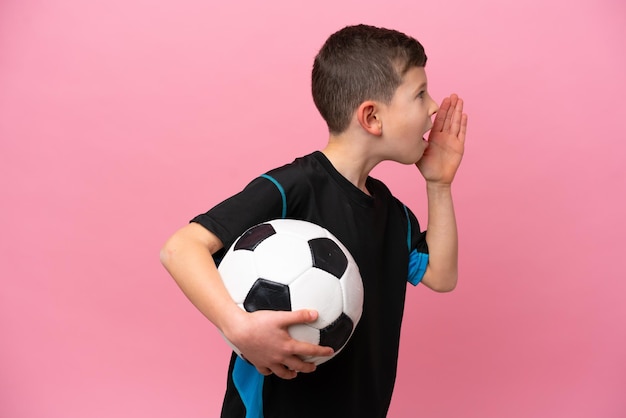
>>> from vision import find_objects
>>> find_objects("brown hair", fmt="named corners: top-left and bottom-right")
top-left (312, 24), bottom-right (427, 134)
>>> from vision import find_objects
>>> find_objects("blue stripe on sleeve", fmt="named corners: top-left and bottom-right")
top-left (260, 174), bottom-right (287, 219)
top-left (402, 204), bottom-right (411, 251)
top-left (407, 250), bottom-right (429, 286)
top-left (404, 204), bottom-right (428, 286)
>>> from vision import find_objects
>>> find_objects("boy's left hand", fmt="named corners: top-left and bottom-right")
top-left (417, 94), bottom-right (468, 185)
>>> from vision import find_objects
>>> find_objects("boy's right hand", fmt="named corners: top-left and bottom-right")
top-left (222, 308), bottom-right (334, 380)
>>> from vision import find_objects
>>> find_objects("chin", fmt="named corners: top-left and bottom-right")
top-left (409, 148), bottom-right (427, 164)
top-left (398, 153), bottom-right (424, 165)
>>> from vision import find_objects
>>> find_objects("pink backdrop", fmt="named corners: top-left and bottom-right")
top-left (2, 0), bottom-right (625, 417)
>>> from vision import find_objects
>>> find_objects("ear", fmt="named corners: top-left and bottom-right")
top-left (356, 100), bottom-right (383, 136)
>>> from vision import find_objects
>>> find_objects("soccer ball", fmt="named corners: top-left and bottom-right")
top-left (217, 219), bottom-right (364, 365)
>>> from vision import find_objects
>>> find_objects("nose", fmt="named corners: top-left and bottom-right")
top-left (429, 96), bottom-right (439, 116)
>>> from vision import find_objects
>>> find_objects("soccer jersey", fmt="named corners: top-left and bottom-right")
top-left (191, 151), bottom-right (428, 418)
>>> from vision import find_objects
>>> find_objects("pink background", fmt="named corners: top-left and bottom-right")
top-left (1, 0), bottom-right (625, 417)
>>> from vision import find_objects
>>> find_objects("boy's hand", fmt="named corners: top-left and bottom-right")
top-left (417, 94), bottom-right (468, 185)
top-left (224, 308), bottom-right (334, 380)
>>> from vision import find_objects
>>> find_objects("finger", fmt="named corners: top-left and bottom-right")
top-left (290, 339), bottom-right (335, 359)
top-left (256, 366), bottom-right (273, 376)
top-left (458, 114), bottom-right (468, 143)
top-left (442, 94), bottom-right (458, 132)
top-left (279, 309), bottom-right (319, 326)
top-left (431, 96), bottom-right (450, 132)
top-left (281, 356), bottom-right (317, 374)
top-left (450, 98), bottom-right (464, 136)
top-left (270, 364), bottom-right (298, 380)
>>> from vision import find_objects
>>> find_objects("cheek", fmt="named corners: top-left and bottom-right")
top-left (411, 111), bottom-right (429, 131)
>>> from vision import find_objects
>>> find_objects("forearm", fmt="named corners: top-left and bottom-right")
top-left (159, 224), bottom-right (244, 334)
top-left (160, 223), bottom-right (333, 378)
top-left (422, 182), bottom-right (458, 292)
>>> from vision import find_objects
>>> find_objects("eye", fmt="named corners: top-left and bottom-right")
top-left (417, 91), bottom-right (425, 100)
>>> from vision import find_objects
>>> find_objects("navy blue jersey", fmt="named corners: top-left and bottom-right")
top-left (192, 151), bottom-right (428, 418)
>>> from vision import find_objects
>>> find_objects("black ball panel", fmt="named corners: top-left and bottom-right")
top-left (319, 312), bottom-right (354, 351)
top-left (235, 223), bottom-right (276, 251)
top-left (243, 278), bottom-right (291, 312)
top-left (308, 237), bottom-right (348, 279)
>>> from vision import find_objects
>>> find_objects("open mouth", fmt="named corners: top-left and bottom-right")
top-left (423, 128), bottom-right (432, 141)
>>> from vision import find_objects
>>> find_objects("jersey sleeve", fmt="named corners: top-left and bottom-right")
top-left (405, 205), bottom-right (429, 286)
top-left (190, 175), bottom-right (285, 255)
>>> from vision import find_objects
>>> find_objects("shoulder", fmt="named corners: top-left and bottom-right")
top-left (265, 153), bottom-right (314, 177)
top-left (263, 152), bottom-right (330, 193)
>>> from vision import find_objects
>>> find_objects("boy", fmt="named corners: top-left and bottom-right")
top-left (161, 24), bottom-right (467, 418)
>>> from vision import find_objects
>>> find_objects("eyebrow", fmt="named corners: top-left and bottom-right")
top-left (413, 82), bottom-right (427, 95)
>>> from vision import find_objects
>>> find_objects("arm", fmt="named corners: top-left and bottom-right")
top-left (421, 183), bottom-right (459, 291)
top-left (160, 222), bottom-right (333, 378)
top-left (417, 94), bottom-right (468, 292)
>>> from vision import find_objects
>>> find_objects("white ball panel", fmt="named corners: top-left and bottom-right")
top-left (288, 323), bottom-right (320, 345)
top-left (289, 269), bottom-right (343, 329)
top-left (269, 218), bottom-right (326, 240)
top-left (339, 262), bottom-right (364, 323)
top-left (217, 249), bottom-right (259, 304)
top-left (254, 235), bottom-right (312, 284)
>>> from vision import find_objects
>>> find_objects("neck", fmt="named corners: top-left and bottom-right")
top-left (321, 135), bottom-right (381, 195)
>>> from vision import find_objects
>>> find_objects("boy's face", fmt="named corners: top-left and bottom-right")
top-left (378, 66), bottom-right (439, 164)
